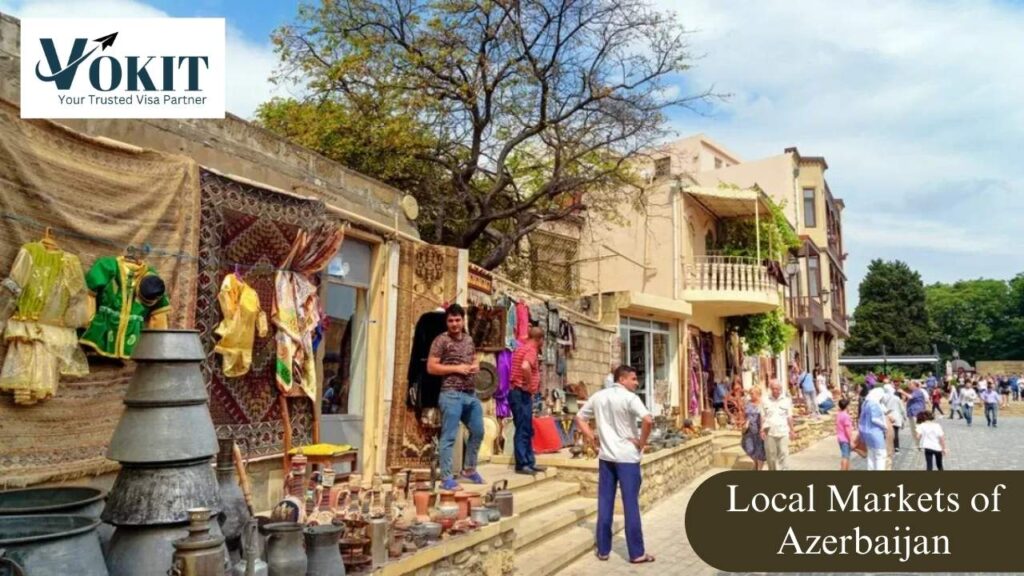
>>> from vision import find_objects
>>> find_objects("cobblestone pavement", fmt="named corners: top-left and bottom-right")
top-left (554, 416), bottom-right (1024, 576)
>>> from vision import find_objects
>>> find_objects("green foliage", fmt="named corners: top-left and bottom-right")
top-left (728, 308), bottom-right (795, 356)
top-left (265, 0), bottom-right (710, 268)
top-left (924, 273), bottom-right (1024, 363)
top-left (714, 189), bottom-right (799, 261)
top-left (845, 259), bottom-right (932, 356)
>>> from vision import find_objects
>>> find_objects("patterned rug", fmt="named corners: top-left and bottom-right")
top-left (0, 100), bottom-right (200, 486)
top-left (196, 171), bottom-right (328, 458)
top-left (385, 241), bottom-right (462, 469)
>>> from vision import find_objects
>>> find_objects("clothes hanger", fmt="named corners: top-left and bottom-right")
top-left (41, 227), bottom-right (59, 250)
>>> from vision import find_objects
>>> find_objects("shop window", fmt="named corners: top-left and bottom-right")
top-left (323, 239), bottom-right (372, 416)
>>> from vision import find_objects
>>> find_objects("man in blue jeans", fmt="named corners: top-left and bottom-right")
top-left (427, 304), bottom-right (485, 491)
top-left (510, 326), bottom-right (547, 475)
top-left (575, 366), bottom-right (655, 564)
top-left (981, 386), bottom-right (1000, 428)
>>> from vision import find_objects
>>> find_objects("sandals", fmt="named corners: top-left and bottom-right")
top-left (630, 554), bottom-right (656, 564)
top-left (595, 553), bottom-right (609, 561)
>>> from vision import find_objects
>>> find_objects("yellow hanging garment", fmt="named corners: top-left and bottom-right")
top-left (214, 274), bottom-right (268, 377)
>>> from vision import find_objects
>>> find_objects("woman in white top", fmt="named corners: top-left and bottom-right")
top-left (914, 411), bottom-right (946, 470)
top-left (947, 384), bottom-right (962, 420)
top-left (960, 384), bottom-right (979, 426)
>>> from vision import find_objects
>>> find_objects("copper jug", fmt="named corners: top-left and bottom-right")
top-left (170, 508), bottom-right (227, 576)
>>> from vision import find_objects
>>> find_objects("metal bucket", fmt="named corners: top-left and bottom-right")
top-left (0, 515), bottom-right (108, 576)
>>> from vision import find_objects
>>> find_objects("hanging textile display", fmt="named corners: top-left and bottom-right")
top-left (503, 296), bottom-right (518, 351)
top-left (494, 349), bottom-right (512, 419)
top-left (386, 242), bottom-right (461, 469)
top-left (272, 270), bottom-right (320, 399)
top-left (0, 100), bottom-right (200, 487)
top-left (406, 309), bottom-right (447, 413)
top-left (195, 170), bottom-right (337, 458)
top-left (467, 304), bottom-right (506, 352)
top-left (214, 274), bottom-right (269, 377)
top-left (0, 241), bottom-right (91, 405)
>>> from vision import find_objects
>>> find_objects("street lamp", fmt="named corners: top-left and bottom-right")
top-left (821, 289), bottom-right (831, 305)
top-left (785, 258), bottom-right (800, 277)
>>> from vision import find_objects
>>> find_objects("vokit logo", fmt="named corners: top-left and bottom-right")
top-left (21, 18), bottom-right (225, 119)
top-left (35, 32), bottom-right (209, 95)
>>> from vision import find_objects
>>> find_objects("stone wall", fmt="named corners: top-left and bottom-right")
top-left (565, 321), bottom-right (620, 396)
top-left (553, 436), bottom-right (714, 511)
top-left (378, 522), bottom-right (516, 576)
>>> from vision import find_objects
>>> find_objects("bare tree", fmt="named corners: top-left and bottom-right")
top-left (270, 0), bottom-right (712, 269)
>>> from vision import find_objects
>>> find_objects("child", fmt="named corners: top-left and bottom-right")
top-left (931, 386), bottom-right (944, 416)
top-left (915, 411), bottom-right (946, 471)
top-left (835, 398), bottom-right (855, 471)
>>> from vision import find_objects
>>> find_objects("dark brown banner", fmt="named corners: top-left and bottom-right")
top-left (685, 471), bottom-right (1024, 572)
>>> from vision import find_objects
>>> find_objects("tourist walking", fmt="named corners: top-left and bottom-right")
top-left (999, 376), bottom-right (1011, 407)
top-left (427, 303), bottom-right (485, 491)
top-left (741, 386), bottom-right (766, 471)
top-left (816, 372), bottom-right (834, 414)
top-left (575, 366), bottom-right (655, 564)
top-left (960, 384), bottom-right (978, 426)
top-left (981, 386), bottom-right (999, 428)
top-left (905, 381), bottom-right (928, 448)
top-left (882, 384), bottom-right (905, 454)
top-left (915, 412), bottom-right (946, 471)
top-left (761, 379), bottom-right (795, 471)
top-left (509, 326), bottom-right (546, 475)
top-left (948, 384), bottom-right (962, 420)
top-left (931, 385), bottom-right (944, 417)
top-left (836, 398), bottom-right (855, 471)
top-left (859, 387), bottom-right (889, 471)
top-left (799, 369), bottom-right (816, 417)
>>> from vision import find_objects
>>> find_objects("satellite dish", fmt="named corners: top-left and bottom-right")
top-left (400, 195), bottom-right (419, 221)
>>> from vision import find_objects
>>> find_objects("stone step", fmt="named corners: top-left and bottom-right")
top-left (515, 496), bottom-right (598, 551)
top-left (458, 464), bottom-right (560, 497)
top-left (514, 480), bottom-right (582, 518)
top-left (515, 517), bottom-right (624, 576)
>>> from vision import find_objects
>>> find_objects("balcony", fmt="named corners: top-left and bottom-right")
top-left (681, 255), bottom-right (782, 316)
top-left (789, 295), bottom-right (826, 331)
top-left (829, 301), bottom-right (849, 336)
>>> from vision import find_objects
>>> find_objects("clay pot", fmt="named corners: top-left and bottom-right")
top-left (453, 492), bottom-right (473, 520)
top-left (467, 494), bottom-right (484, 510)
top-left (412, 489), bottom-right (432, 523)
top-left (434, 492), bottom-right (458, 520)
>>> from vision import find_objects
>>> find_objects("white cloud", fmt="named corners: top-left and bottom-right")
top-left (1, 0), bottom-right (288, 118)
top-left (661, 0), bottom-right (1024, 303)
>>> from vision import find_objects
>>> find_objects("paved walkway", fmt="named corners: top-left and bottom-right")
top-left (554, 415), bottom-right (1024, 576)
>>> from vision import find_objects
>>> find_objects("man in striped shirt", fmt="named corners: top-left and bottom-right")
top-left (510, 326), bottom-right (546, 474)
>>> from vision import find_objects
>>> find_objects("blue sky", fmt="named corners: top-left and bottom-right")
top-left (4, 0), bottom-right (1024, 312)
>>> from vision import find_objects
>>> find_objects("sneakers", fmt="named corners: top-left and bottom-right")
top-left (441, 478), bottom-right (462, 491)
top-left (460, 470), bottom-right (485, 484)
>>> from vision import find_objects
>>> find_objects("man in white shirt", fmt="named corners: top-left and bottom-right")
top-left (576, 365), bottom-right (655, 564)
top-left (761, 379), bottom-right (796, 470)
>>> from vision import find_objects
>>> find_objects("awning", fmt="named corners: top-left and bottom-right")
top-left (683, 185), bottom-right (776, 219)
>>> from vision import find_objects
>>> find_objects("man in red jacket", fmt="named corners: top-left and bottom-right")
top-left (510, 326), bottom-right (547, 474)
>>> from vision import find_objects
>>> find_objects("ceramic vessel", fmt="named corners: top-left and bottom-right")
top-left (453, 492), bottom-right (472, 520)
top-left (411, 489), bottom-right (431, 522)
top-left (469, 507), bottom-right (490, 526)
top-left (264, 523), bottom-right (307, 576)
top-left (0, 515), bottom-right (108, 576)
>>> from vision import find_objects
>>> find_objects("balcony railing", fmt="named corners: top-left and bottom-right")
top-left (830, 301), bottom-right (848, 333)
top-left (789, 295), bottom-right (825, 330)
top-left (682, 255), bottom-right (781, 293)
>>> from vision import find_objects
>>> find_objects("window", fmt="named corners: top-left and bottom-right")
top-left (714, 157), bottom-right (723, 169)
top-left (529, 231), bottom-right (579, 296)
top-left (654, 157), bottom-right (672, 179)
top-left (803, 188), bottom-right (817, 227)
top-left (322, 239), bottom-right (373, 417)
top-left (807, 255), bottom-right (820, 297)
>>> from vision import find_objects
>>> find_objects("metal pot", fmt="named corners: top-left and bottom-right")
top-left (106, 517), bottom-right (226, 576)
top-left (108, 330), bottom-right (218, 465)
top-left (0, 515), bottom-right (108, 576)
top-left (263, 523), bottom-right (307, 576)
top-left (484, 504), bottom-right (501, 523)
top-left (469, 507), bottom-right (489, 526)
top-left (102, 458), bottom-right (221, 526)
top-left (487, 481), bottom-right (513, 518)
top-left (303, 525), bottom-right (344, 576)
top-left (0, 487), bottom-right (111, 555)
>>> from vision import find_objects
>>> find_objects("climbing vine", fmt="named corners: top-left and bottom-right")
top-left (727, 308), bottom-right (796, 356)
top-left (714, 184), bottom-right (800, 261)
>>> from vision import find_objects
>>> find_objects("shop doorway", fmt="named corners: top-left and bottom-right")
top-left (320, 239), bottom-right (373, 462)
top-left (619, 318), bottom-right (671, 411)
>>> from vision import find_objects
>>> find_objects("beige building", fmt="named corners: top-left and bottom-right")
top-left (574, 134), bottom-right (848, 420)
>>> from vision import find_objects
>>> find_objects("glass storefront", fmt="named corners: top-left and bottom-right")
top-left (619, 317), bottom-right (672, 412)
